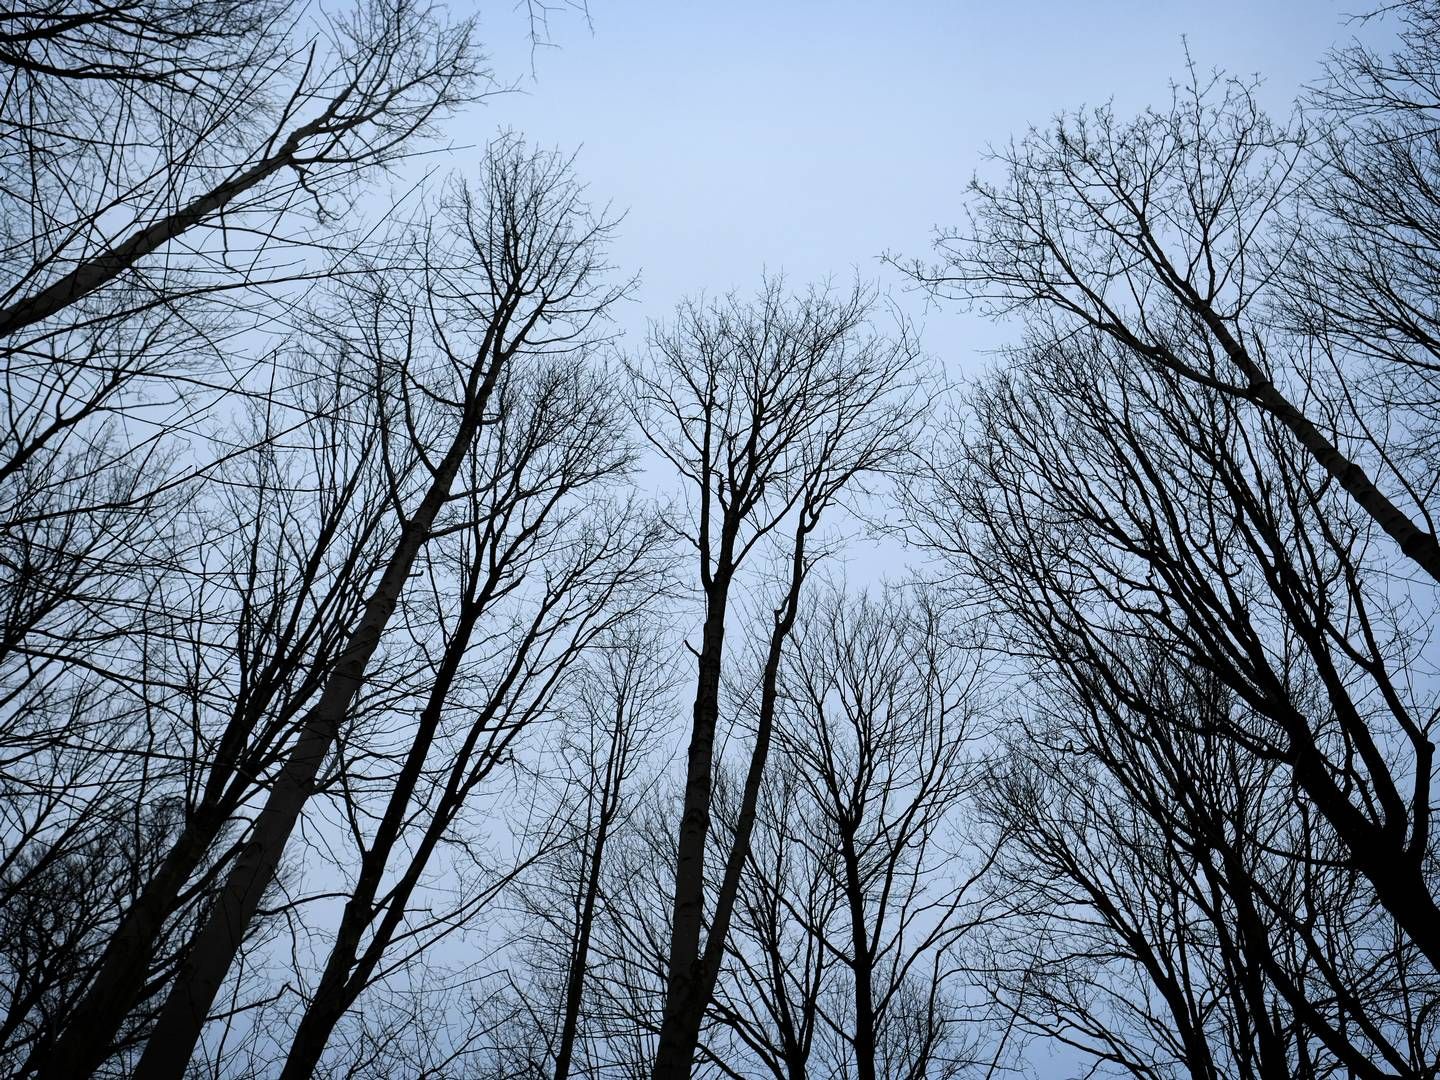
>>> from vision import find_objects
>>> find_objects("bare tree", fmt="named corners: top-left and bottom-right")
top-left (978, 640), bottom-right (1435, 1079)
top-left (898, 58), bottom-right (1440, 585)
top-left (1288, 0), bottom-right (1440, 523)
top-left (120, 137), bottom-right (634, 1079)
top-left (0, 2), bottom-right (493, 1067)
top-left (16, 336), bottom-right (394, 1077)
top-left (627, 280), bottom-right (923, 1079)
top-left (274, 371), bottom-right (665, 1078)
top-left (493, 624), bottom-right (676, 1080)
top-left (773, 587), bottom-right (989, 1080)
top-left (708, 763), bottom-right (838, 1080)
top-left (898, 21), bottom-right (1440, 1071)
top-left (909, 328), bottom-right (1440, 1075)
top-left (583, 784), bottom-right (684, 1079)
top-left (708, 586), bottom-right (991, 1080)
top-left (0, 0), bottom-right (486, 602)
top-left (1, 0), bottom-right (482, 338)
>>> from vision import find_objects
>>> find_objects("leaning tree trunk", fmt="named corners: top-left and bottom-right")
top-left (133, 360), bottom-right (498, 1079)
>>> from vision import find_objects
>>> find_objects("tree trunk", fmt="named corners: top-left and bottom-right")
top-left (0, 109), bottom-right (337, 340)
top-left (276, 575), bottom-right (501, 1080)
top-left (650, 586), bottom-right (730, 1080)
top-left (553, 757), bottom-right (620, 1080)
top-left (838, 831), bottom-right (876, 1080)
top-left (34, 811), bottom-right (224, 1078)
top-left (653, 528), bottom-right (808, 1079)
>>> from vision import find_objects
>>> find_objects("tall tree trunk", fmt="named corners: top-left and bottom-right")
top-left (283, 726), bottom-right (511, 1077)
top-left (838, 831), bottom-right (876, 1080)
top-left (553, 748), bottom-right (621, 1080)
top-left (36, 467), bottom-right (367, 1078)
top-left (650, 584), bottom-right (730, 1080)
top-left (652, 527), bottom-right (807, 1079)
top-left (275, 561), bottom-right (510, 1079)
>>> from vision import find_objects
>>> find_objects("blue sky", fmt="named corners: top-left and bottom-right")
top-left (456, 1), bottom-right (1390, 380)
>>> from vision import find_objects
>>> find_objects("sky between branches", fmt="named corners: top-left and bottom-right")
top-left (465, 0), bottom-right (1389, 378)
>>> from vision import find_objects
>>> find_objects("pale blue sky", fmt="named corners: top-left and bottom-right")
top-left (455, 1), bottom-right (1391, 376)
top-left (417, 0), bottom-right (1400, 603)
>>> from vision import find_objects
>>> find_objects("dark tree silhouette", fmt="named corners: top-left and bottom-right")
top-left (712, 585), bottom-right (993, 1080)
top-left (134, 136), bottom-right (638, 1079)
top-left (628, 280), bottom-right (922, 1079)
top-left (910, 329), bottom-right (1440, 1075)
top-left (900, 64), bottom-right (1440, 585)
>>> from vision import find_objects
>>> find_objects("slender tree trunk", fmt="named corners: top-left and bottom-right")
top-left (1213, 849), bottom-right (1390, 1079)
top-left (275, 813), bottom-right (463, 1078)
top-left (652, 529), bottom-right (807, 1079)
top-left (651, 583), bottom-right (730, 1079)
top-left (1093, 893), bottom-right (1220, 1080)
top-left (35, 486), bottom-right (361, 1077)
top-left (277, 658), bottom-right (465, 1077)
top-left (553, 757), bottom-right (620, 1080)
top-left (284, 744), bottom-right (497, 1076)
top-left (278, 546), bottom-right (610, 1075)
top-left (837, 831), bottom-right (877, 1080)
top-left (277, 569), bottom-right (503, 1079)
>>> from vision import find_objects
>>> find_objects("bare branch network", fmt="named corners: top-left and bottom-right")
top-left (0, 1), bottom-right (1438, 1077)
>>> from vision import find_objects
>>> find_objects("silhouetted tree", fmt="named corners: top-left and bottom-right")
top-left (712, 586), bottom-right (992, 1080)
top-left (628, 280), bottom-right (922, 1080)
top-left (493, 625), bottom-right (676, 1080)
top-left (902, 59), bottom-right (1440, 585)
top-left (911, 328), bottom-right (1439, 1074)
top-left (1, 1), bottom-right (490, 1069)
top-left (134, 136), bottom-right (638, 1079)
top-left (901, 18), bottom-right (1440, 1068)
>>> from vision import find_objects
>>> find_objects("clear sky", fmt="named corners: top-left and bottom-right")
top-left (450, 1), bottom-right (1393, 380)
